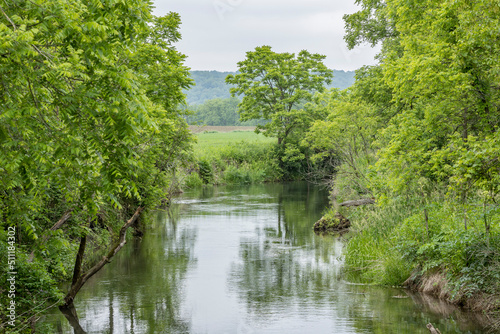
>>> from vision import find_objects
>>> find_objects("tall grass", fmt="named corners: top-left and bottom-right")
top-left (327, 150), bottom-right (500, 305)
top-left (341, 177), bottom-right (500, 299)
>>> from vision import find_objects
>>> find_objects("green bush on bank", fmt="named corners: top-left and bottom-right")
top-left (342, 188), bottom-right (500, 297)
top-left (184, 149), bottom-right (278, 187)
top-left (341, 195), bottom-right (416, 286)
top-left (184, 129), bottom-right (336, 187)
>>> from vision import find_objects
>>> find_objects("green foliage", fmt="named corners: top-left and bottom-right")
top-left (344, 196), bottom-right (500, 294)
top-left (187, 97), bottom-right (240, 125)
top-left (0, 1), bottom-right (193, 329)
top-left (0, 233), bottom-right (64, 332)
top-left (226, 46), bottom-right (332, 139)
top-left (222, 165), bottom-right (252, 185)
top-left (305, 88), bottom-right (380, 189)
top-left (184, 172), bottom-right (204, 188)
top-left (343, 0), bottom-right (396, 50)
top-left (224, 46), bottom-right (335, 180)
top-left (197, 160), bottom-right (213, 184)
top-left (184, 131), bottom-right (280, 187)
top-left (324, 0), bottom-right (500, 306)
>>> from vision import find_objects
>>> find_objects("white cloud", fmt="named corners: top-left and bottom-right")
top-left (152, 0), bottom-right (380, 71)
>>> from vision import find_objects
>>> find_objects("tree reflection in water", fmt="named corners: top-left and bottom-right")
top-left (47, 209), bottom-right (196, 333)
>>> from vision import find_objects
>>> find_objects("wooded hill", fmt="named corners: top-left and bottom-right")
top-left (185, 70), bottom-right (355, 105)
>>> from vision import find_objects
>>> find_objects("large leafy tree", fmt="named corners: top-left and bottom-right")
top-left (343, 0), bottom-right (396, 50)
top-left (332, 0), bottom-right (500, 295)
top-left (343, 0), bottom-right (500, 204)
top-left (376, 0), bottom-right (500, 202)
top-left (0, 0), bottom-right (192, 327)
top-left (225, 46), bottom-right (333, 148)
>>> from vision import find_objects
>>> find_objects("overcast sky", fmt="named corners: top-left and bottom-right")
top-left (152, 0), bottom-right (380, 72)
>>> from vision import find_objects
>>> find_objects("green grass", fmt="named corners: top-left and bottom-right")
top-left (181, 130), bottom-right (280, 187)
top-left (194, 131), bottom-right (275, 158)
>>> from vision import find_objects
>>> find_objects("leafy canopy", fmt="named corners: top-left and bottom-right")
top-left (0, 0), bottom-right (193, 324)
top-left (225, 46), bottom-right (333, 145)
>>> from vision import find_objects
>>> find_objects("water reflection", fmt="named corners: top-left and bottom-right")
top-left (45, 210), bottom-right (196, 333)
top-left (59, 304), bottom-right (86, 334)
top-left (43, 182), bottom-right (492, 333)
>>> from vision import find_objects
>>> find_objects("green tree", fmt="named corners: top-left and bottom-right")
top-left (343, 0), bottom-right (500, 205)
top-left (225, 46), bottom-right (333, 149)
top-left (0, 0), bottom-right (192, 328)
top-left (304, 68), bottom-right (388, 193)
top-left (333, 0), bottom-right (500, 292)
top-left (374, 0), bottom-right (500, 202)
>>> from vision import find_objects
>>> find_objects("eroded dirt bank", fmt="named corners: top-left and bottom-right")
top-left (404, 271), bottom-right (500, 331)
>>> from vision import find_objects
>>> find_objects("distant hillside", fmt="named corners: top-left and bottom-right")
top-left (328, 70), bottom-right (356, 90)
top-left (185, 70), bottom-right (355, 105)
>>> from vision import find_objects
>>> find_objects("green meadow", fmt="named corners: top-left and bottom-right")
top-left (193, 130), bottom-right (275, 158)
top-left (183, 129), bottom-right (278, 187)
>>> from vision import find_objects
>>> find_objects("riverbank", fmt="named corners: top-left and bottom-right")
top-left (181, 129), bottom-right (279, 188)
top-left (404, 271), bottom-right (500, 331)
top-left (323, 181), bottom-right (500, 331)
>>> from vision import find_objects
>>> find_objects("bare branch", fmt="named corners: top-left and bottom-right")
top-left (28, 210), bottom-right (73, 262)
top-left (63, 206), bottom-right (143, 306)
top-left (0, 5), bottom-right (17, 30)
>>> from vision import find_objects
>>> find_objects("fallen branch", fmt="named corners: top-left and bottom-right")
top-left (62, 206), bottom-right (143, 307)
top-left (339, 198), bottom-right (375, 207)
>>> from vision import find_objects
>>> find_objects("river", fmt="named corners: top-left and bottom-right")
top-left (43, 182), bottom-right (490, 333)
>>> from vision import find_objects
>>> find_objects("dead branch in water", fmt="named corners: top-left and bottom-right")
top-left (339, 198), bottom-right (375, 207)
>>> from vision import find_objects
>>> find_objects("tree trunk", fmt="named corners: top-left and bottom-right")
top-left (59, 303), bottom-right (87, 334)
top-left (71, 235), bottom-right (87, 286)
top-left (63, 206), bottom-right (143, 307)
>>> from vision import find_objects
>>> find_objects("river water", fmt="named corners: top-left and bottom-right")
top-left (44, 182), bottom-right (490, 333)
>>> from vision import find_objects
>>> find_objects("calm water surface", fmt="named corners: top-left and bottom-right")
top-left (44, 182), bottom-right (491, 333)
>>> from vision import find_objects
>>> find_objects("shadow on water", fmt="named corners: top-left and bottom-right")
top-left (41, 182), bottom-right (494, 333)
top-left (59, 305), bottom-right (86, 334)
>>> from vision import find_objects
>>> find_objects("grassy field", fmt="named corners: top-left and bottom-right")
top-left (183, 126), bottom-right (279, 187)
top-left (189, 125), bottom-right (256, 133)
top-left (192, 127), bottom-right (275, 157)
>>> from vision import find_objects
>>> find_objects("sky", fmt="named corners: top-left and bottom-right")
top-left (152, 0), bottom-right (380, 72)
